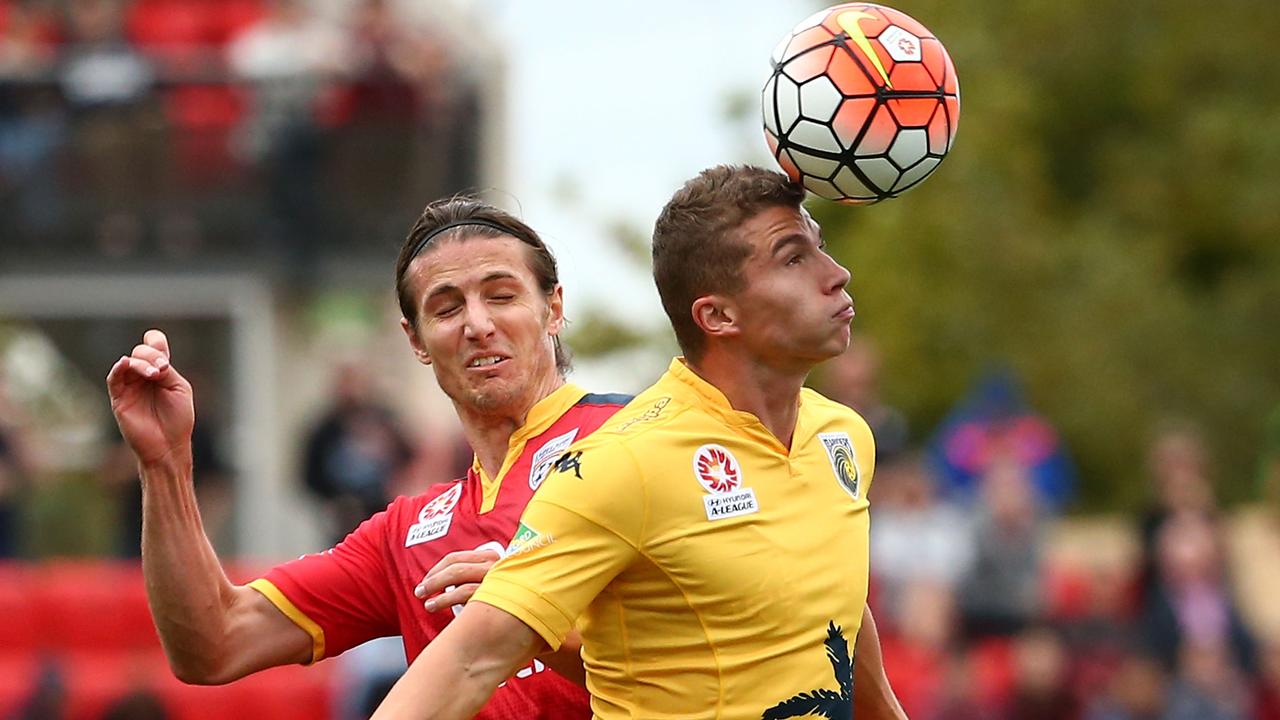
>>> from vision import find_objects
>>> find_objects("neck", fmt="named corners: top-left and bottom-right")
top-left (454, 373), bottom-right (565, 479)
top-left (687, 350), bottom-right (808, 449)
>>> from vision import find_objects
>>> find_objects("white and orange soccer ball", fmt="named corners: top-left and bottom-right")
top-left (763, 3), bottom-right (960, 204)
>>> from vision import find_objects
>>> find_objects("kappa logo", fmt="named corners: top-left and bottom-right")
top-left (818, 432), bottom-right (861, 500)
top-left (528, 428), bottom-right (578, 491)
top-left (693, 444), bottom-right (759, 521)
top-left (616, 396), bottom-right (671, 433)
top-left (553, 451), bottom-right (583, 479)
top-left (405, 482), bottom-right (462, 547)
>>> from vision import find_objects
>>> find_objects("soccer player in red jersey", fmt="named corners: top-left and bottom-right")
top-left (105, 198), bottom-right (626, 718)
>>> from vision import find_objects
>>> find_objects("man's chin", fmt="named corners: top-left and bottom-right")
top-left (465, 383), bottom-right (521, 414)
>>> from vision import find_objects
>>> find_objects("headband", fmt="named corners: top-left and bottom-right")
top-left (407, 219), bottom-right (515, 261)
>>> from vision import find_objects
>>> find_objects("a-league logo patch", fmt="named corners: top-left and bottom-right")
top-left (405, 482), bottom-right (462, 547)
top-left (818, 432), bottom-right (861, 500)
top-left (528, 428), bottom-right (578, 491)
top-left (693, 444), bottom-right (759, 521)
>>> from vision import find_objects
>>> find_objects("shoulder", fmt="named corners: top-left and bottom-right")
top-left (575, 392), bottom-right (634, 408)
top-left (802, 389), bottom-right (873, 434)
top-left (588, 385), bottom-right (698, 445)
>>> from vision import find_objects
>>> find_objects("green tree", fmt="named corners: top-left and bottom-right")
top-left (808, 0), bottom-right (1280, 509)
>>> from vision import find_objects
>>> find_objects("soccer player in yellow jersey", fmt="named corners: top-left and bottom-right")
top-left (374, 165), bottom-right (908, 719)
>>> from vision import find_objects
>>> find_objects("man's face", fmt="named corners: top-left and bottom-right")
top-left (400, 235), bottom-right (563, 416)
top-left (724, 205), bottom-right (854, 368)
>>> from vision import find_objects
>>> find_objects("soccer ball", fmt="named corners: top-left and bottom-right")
top-left (763, 3), bottom-right (960, 204)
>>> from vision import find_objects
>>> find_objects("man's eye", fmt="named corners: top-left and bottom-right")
top-left (491, 294), bottom-right (516, 301)
top-left (787, 254), bottom-right (803, 266)
top-left (435, 305), bottom-right (461, 318)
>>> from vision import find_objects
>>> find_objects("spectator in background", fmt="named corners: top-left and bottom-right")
top-left (1003, 626), bottom-right (1078, 720)
top-left (1256, 640), bottom-right (1280, 720)
top-left (958, 457), bottom-right (1045, 638)
top-left (819, 334), bottom-right (909, 463)
top-left (99, 412), bottom-right (232, 557)
top-left (329, 0), bottom-right (452, 239)
top-left (1164, 641), bottom-right (1251, 720)
top-left (1136, 419), bottom-right (1218, 602)
top-left (0, 2), bottom-right (65, 242)
top-left (227, 0), bottom-right (346, 266)
top-left (1084, 650), bottom-right (1170, 720)
top-left (101, 690), bottom-right (170, 720)
top-left (58, 0), bottom-right (158, 255)
top-left (1057, 563), bottom-right (1142, 706)
top-left (1139, 512), bottom-right (1256, 676)
top-left (0, 372), bottom-right (33, 557)
top-left (879, 581), bottom-right (961, 719)
top-left (869, 452), bottom-right (974, 624)
top-left (302, 364), bottom-right (413, 545)
top-left (929, 369), bottom-right (1075, 512)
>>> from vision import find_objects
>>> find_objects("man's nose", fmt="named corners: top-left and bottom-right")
top-left (462, 299), bottom-right (496, 340)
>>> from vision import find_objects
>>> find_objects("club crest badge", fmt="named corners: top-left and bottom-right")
top-left (528, 429), bottom-right (579, 491)
top-left (405, 482), bottom-right (462, 547)
top-left (818, 432), bottom-right (861, 500)
top-left (693, 444), bottom-right (759, 521)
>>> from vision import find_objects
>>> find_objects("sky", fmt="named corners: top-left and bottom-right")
top-left (477, 0), bottom-right (814, 389)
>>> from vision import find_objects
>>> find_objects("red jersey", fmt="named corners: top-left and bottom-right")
top-left (249, 384), bottom-right (629, 720)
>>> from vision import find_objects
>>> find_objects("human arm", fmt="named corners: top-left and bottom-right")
top-left (107, 330), bottom-right (312, 684)
top-left (371, 601), bottom-right (546, 720)
top-left (414, 548), bottom-right (587, 686)
top-left (852, 605), bottom-right (908, 720)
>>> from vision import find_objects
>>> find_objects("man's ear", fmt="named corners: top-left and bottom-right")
top-left (545, 285), bottom-right (565, 336)
top-left (400, 317), bottom-right (432, 366)
top-left (691, 295), bottom-right (740, 341)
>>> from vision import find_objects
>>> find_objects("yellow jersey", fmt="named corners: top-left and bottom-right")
top-left (472, 358), bottom-right (876, 719)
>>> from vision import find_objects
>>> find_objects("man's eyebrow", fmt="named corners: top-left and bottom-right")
top-left (770, 233), bottom-right (812, 255)
top-left (424, 271), bottom-right (520, 301)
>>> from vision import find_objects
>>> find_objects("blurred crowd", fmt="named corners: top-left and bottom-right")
top-left (0, 0), bottom-right (478, 269)
top-left (814, 338), bottom-right (1280, 720)
top-left (5, 333), bottom-right (1280, 718)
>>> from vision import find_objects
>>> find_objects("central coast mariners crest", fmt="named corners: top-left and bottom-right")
top-left (818, 432), bottom-right (861, 500)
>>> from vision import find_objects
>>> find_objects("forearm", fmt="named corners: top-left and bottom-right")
top-left (853, 605), bottom-right (907, 720)
top-left (373, 602), bottom-right (544, 720)
top-left (139, 451), bottom-right (239, 681)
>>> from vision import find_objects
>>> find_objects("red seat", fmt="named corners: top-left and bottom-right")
top-left (0, 563), bottom-right (38, 651)
top-left (969, 638), bottom-right (1016, 707)
top-left (0, 655), bottom-right (40, 719)
top-left (30, 561), bottom-right (160, 653)
top-left (126, 0), bottom-right (215, 55)
top-left (209, 0), bottom-right (265, 45)
top-left (161, 660), bottom-right (334, 720)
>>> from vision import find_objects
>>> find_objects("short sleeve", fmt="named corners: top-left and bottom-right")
top-left (251, 508), bottom-right (399, 662)
top-left (471, 438), bottom-right (645, 650)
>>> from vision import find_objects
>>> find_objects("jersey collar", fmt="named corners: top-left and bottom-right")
top-left (471, 381), bottom-right (588, 512)
top-left (664, 357), bottom-right (805, 455)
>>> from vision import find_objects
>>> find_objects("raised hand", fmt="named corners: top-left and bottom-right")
top-left (106, 329), bottom-right (195, 467)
